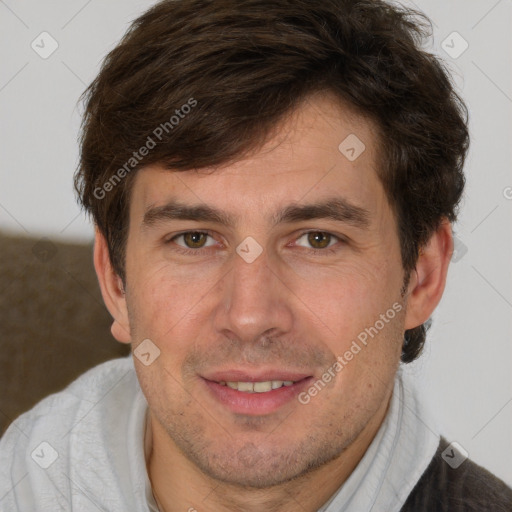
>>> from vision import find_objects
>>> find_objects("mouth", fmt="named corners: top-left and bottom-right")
top-left (217, 379), bottom-right (299, 393)
top-left (201, 372), bottom-right (314, 415)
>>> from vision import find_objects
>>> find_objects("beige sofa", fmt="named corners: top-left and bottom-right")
top-left (0, 231), bottom-right (130, 436)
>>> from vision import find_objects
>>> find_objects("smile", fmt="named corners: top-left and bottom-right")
top-left (217, 380), bottom-right (296, 393)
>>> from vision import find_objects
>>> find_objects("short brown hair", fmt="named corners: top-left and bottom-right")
top-left (74, 0), bottom-right (469, 363)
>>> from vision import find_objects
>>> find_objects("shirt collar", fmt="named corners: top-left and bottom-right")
top-left (318, 366), bottom-right (440, 512)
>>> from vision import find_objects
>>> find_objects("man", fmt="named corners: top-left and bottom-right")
top-left (1, 0), bottom-right (511, 510)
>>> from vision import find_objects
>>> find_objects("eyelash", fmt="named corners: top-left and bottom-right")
top-left (165, 230), bottom-right (345, 256)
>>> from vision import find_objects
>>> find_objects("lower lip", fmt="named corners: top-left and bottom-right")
top-left (202, 377), bottom-right (314, 415)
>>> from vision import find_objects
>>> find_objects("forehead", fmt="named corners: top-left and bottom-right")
top-left (130, 91), bottom-right (386, 226)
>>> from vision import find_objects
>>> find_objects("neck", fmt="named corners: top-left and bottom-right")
top-left (146, 389), bottom-right (392, 512)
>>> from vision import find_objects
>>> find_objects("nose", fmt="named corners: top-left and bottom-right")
top-left (212, 246), bottom-right (294, 345)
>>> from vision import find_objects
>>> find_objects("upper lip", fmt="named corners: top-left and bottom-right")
top-left (202, 369), bottom-right (313, 383)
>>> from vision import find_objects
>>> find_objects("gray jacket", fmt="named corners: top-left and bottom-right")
top-left (400, 437), bottom-right (512, 511)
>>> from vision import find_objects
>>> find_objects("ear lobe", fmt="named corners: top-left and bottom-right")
top-left (111, 320), bottom-right (130, 343)
top-left (404, 218), bottom-right (453, 330)
top-left (93, 227), bottom-right (131, 344)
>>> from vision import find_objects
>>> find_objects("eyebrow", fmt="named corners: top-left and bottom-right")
top-left (141, 196), bottom-right (371, 231)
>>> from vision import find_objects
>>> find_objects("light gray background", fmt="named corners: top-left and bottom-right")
top-left (1, 0), bottom-right (511, 486)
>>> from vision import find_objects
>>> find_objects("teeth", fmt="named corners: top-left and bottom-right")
top-left (220, 380), bottom-right (295, 393)
top-left (254, 381), bottom-right (272, 392)
top-left (237, 382), bottom-right (254, 392)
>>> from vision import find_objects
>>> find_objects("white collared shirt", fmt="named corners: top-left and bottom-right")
top-left (0, 356), bottom-right (439, 511)
top-left (318, 366), bottom-right (440, 511)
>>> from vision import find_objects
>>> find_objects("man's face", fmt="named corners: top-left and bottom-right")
top-left (124, 92), bottom-right (408, 487)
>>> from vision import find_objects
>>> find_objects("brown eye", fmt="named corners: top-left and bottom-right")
top-left (182, 232), bottom-right (208, 248)
top-left (169, 231), bottom-right (216, 251)
top-left (307, 232), bottom-right (332, 249)
top-left (294, 231), bottom-right (343, 253)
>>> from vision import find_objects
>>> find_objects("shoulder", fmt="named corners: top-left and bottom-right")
top-left (0, 356), bottom-right (138, 506)
top-left (2, 355), bottom-right (136, 439)
top-left (401, 436), bottom-right (512, 512)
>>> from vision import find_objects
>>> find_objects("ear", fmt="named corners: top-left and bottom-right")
top-left (93, 227), bottom-right (131, 344)
top-left (404, 218), bottom-right (453, 330)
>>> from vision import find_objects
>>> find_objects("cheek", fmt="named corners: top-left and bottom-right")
top-left (295, 261), bottom-right (404, 374)
top-left (295, 260), bottom-right (396, 324)
top-left (129, 252), bottom-right (185, 304)
top-left (126, 258), bottom-right (221, 353)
